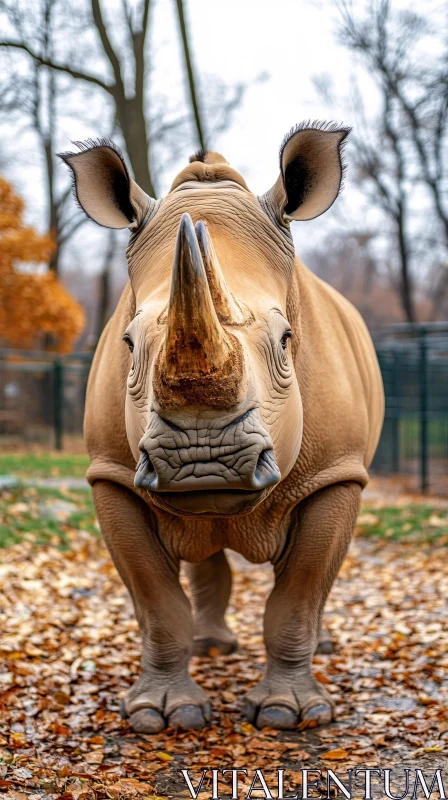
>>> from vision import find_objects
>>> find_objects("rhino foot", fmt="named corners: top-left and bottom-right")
top-left (120, 675), bottom-right (211, 733)
top-left (193, 631), bottom-right (238, 657)
top-left (315, 627), bottom-right (334, 655)
top-left (241, 675), bottom-right (334, 730)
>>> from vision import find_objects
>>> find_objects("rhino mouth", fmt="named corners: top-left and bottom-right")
top-left (134, 446), bottom-right (280, 492)
top-left (147, 487), bottom-right (272, 517)
top-left (134, 410), bottom-right (281, 516)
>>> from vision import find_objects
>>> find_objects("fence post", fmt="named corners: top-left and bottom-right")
top-left (392, 350), bottom-right (401, 473)
top-left (419, 333), bottom-right (428, 493)
top-left (53, 358), bottom-right (64, 451)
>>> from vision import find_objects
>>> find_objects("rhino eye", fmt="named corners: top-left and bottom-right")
top-left (280, 330), bottom-right (292, 350)
top-left (123, 334), bottom-right (134, 353)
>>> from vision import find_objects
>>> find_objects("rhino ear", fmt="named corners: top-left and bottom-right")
top-left (58, 139), bottom-right (156, 230)
top-left (261, 122), bottom-right (351, 223)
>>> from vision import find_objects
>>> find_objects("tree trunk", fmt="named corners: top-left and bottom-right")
top-left (96, 231), bottom-right (116, 342)
top-left (118, 96), bottom-right (156, 197)
top-left (396, 203), bottom-right (415, 323)
top-left (44, 60), bottom-right (60, 274)
top-left (175, 0), bottom-right (206, 151)
top-left (44, 135), bottom-right (60, 274)
top-left (97, 267), bottom-right (111, 341)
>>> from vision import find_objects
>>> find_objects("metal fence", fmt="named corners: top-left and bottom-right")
top-left (0, 349), bottom-right (91, 449)
top-left (1, 324), bottom-right (448, 494)
top-left (372, 323), bottom-right (448, 495)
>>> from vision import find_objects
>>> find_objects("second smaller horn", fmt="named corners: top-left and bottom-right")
top-left (195, 220), bottom-right (251, 325)
top-left (164, 213), bottom-right (230, 378)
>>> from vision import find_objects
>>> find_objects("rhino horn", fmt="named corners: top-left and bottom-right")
top-left (195, 220), bottom-right (250, 325)
top-left (165, 213), bottom-right (230, 377)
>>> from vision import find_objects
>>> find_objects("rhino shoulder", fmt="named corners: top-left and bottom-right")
top-left (292, 260), bottom-right (384, 484)
top-left (84, 282), bottom-right (137, 481)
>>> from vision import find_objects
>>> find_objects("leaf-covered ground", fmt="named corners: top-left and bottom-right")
top-left (0, 485), bottom-right (447, 799)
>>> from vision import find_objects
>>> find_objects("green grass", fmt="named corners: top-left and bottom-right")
top-left (0, 485), bottom-right (96, 549)
top-left (357, 503), bottom-right (448, 542)
top-left (399, 417), bottom-right (448, 459)
top-left (1, 482), bottom-right (447, 551)
top-left (0, 452), bottom-right (89, 478)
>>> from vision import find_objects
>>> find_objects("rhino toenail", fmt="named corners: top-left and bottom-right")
top-left (129, 708), bottom-right (166, 733)
top-left (168, 704), bottom-right (206, 730)
top-left (256, 704), bottom-right (298, 730)
top-left (303, 702), bottom-right (333, 724)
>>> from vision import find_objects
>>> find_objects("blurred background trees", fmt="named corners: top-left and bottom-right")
top-left (0, 177), bottom-right (84, 351)
top-left (0, 0), bottom-right (246, 347)
top-left (309, 0), bottom-right (448, 325)
top-left (0, 0), bottom-right (89, 276)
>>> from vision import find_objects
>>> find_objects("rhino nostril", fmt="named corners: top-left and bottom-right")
top-left (254, 449), bottom-right (280, 489)
top-left (147, 455), bottom-right (156, 474)
top-left (135, 450), bottom-right (157, 489)
top-left (255, 449), bottom-right (272, 479)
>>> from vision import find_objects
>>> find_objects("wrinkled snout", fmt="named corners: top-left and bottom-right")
top-left (136, 409), bottom-right (280, 492)
top-left (133, 212), bottom-right (282, 516)
top-left (135, 409), bottom-right (281, 516)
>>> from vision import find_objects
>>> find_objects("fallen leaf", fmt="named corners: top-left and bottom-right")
top-left (322, 749), bottom-right (349, 760)
top-left (9, 733), bottom-right (28, 748)
top-left (53, 690), bottom-right (71, 705)
top-left (314, 670), bottom-right (331, 685)
top-left (155, 751), bottom-right (173, 762)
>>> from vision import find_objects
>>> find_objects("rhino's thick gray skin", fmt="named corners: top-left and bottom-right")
top-left (60, 125), bottom-right (384, 732)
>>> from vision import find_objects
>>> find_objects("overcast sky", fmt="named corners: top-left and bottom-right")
top-left (151, 0), bottom-right (353, 195)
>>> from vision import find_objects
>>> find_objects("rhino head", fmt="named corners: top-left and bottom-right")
top-left (60, 123), bottom-right (349, 516)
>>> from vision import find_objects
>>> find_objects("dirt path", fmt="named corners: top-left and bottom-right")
top-left (0, 530), bottom-right (447, 799)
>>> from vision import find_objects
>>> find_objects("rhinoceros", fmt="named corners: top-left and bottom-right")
top-left (60, 122), bottom-right (384, 733)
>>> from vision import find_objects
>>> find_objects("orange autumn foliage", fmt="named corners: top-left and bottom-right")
top-left (0, 177), bottom-right (85, 352)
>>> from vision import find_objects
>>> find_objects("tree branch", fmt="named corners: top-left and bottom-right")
top-left (133, 0), bottom-right (150, 105)
top-left (387, 74), bottom-right (448, 237)
top-left (120, 0), bottom-right (134, 35)
top-left (141, 0), bottom-right (151, 36)
top-left (334, 0), bottom-right (448, 241)
top-left (90, 0), bottom-right (125, 96)
top-left (58, 214), bottom-right (88, 245)
top-left (0, 40), bottom-right (114, 93)
top-left (174, 0), bottom-right (206, 151)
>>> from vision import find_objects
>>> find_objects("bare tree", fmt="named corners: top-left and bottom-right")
top-left (0, 0), bottom-right (250, 343)
top-left (350, 87), bottom-right (416, 321)
top-left (0, 0), bottom-right (89, 274)
top-left (1, 0), bottom-right (155, 194)
top-left (323, 0), bottom-right (448, 322)
top-left (1, 0), bottom-right (246, 197)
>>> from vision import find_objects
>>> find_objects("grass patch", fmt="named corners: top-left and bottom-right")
top-left (1, 485), bottom-right (447, 551)
top-left (357, 504), bottom-right (448, 542)
top-left (0, 452), bottom-right (89, 478)
top-left (0, 484), bottom-right (96, 549)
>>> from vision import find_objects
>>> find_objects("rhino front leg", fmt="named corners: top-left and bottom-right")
top-left (185, 551), bottom-right (238, 656)
top-left (243, 481), bottom-right (361, 730)
top-left (92, 480), bottom-right (211, 733)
